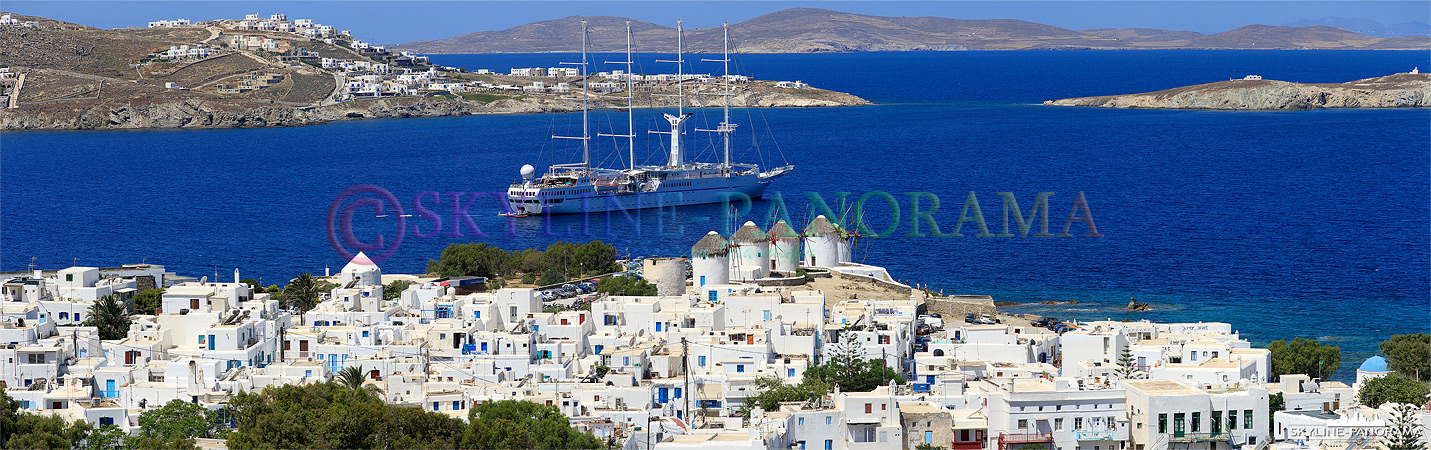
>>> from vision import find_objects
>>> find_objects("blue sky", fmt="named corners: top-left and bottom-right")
top-left (6, 1), bottom-right (1427, 44)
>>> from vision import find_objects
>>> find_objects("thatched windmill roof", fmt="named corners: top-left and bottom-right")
top-left (732, 221), bottom-right (768, 244)
top-left (803, 215), bottom-right (847, 238)
top-left (691, 231), bottom-right (730, 257)
top-left (769, 220), bottom-right (800, 241)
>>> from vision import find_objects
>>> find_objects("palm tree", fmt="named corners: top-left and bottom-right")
top-left (284, 273), bottom-right (320, 312)
top-left (335, 365), bottom-right (382, 398)
top-left (336, 365), bottom-right (366, 390)
top-left (87, 294), bottom-right (130, 340)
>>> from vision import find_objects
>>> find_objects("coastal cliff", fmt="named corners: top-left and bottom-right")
top-left (1044, 73), bottom-right (1431, 110)
top-left (0, 74), bottom-right (868, 131)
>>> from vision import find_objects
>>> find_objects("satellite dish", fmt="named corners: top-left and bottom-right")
top-left (200, 276), bottom-right (208, 285)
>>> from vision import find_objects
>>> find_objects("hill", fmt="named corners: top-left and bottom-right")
top-left (391, 8), bottom-right (1430, 53)
top-left (0, 12), bottom-right (867, 131)
top-left (1044, 73), bottom-right (1431, 110)
top-left (1282, 17), bottom-right (1431, 38)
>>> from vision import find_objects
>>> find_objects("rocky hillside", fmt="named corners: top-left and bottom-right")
top-left (392, 8), bottom-right (1431, 53)
top-left (0, 12), bottom-right (867, 131)
top-left (1, 68), bottom-right (867, 131)
top-left (1044, 73), bottom-right (1431, 110)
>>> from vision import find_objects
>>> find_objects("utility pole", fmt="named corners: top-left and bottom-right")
top-left (683, 337), bottom-right (691, 425)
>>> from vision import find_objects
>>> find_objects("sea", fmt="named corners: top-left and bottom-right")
top-left (3, 50), bottom-right (1428, 381)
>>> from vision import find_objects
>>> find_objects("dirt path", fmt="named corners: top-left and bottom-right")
top-left (8, 72), bottom-right (23, 108)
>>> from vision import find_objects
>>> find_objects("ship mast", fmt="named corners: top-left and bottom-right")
top-left (598, 21), bottom-right (638, 170)
top-left (652, 20), bottom-right (691, 169)
top-left (625, 21), bottom-right (634, 170)
top-left (552, 21), bottom-right (591, 173)
top-left (699, 22), bottom-right (736, 175)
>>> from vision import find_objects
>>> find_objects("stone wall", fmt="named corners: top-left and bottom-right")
top-left (924, 295), bottom-right (996, 318)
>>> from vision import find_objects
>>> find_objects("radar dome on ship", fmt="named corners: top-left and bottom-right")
top-left (520, 164), bottom-right (536, 180)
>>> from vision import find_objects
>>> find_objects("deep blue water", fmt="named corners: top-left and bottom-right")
top-left (3, 51), bottom-right (1429, 380)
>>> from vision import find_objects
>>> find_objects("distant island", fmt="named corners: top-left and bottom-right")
top-left (0, 12), bottom-right (867, 131)
top-left (1044, 72), bottom-right (1431, 110)
top-left (391, 8), bottom-right (1431, 54)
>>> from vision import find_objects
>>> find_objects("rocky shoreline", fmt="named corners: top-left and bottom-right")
top-left (1044, 73), bottom-right (1431, 110)
top-left (1, 87), bottom-right (870, 131)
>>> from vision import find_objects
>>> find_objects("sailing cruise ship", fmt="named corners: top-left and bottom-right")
top-left (504, 21), bottom-right (793, 216)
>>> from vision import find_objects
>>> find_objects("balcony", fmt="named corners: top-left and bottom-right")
top-left (1170, 432), bottom-right (1226, 443)
top-left (1075, 430), bottom-right (1117, 441)
top-left (999, 432), bottom-right (1053, 450)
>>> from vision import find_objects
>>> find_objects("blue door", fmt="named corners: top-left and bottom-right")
top-left (208, 335), bottom-right (215, 350)
top-left (658, 388), bottom-right (669, 403)
top-left (105, 380), bottom-right (115, 398)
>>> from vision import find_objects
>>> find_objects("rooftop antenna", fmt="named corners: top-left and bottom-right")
top-left (599, 21), bottom-right (637, 170)
top-left (553, 21), bottom-right (592, 173)
top-left (698, 22), bottom-right (736, 176)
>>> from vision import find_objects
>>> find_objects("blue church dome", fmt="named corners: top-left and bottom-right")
top-left (1359, 356), bottom-right (1389, 373)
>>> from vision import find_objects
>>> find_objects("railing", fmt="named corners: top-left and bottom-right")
top-left (1075, 430), bottom-right (1117, 440)
top-left (999, 432), bottom-right (1054, 449)
top-left (1170, 432), bottom-right (1226, 443)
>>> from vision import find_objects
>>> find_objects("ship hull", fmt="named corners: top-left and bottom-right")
top-left (508, 173), bottom-right (773, 215)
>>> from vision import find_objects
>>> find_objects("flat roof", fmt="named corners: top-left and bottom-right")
top-left (1124, 379), bottom-right (1202, 395)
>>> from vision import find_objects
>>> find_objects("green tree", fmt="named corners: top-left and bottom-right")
top-left (521, 272), bottom-right (536, 285)
top-left (742, 376), bottom-right (829, 415)
top-left (132, 288), bottom-right (164, 315)
top-left (1380, 334), bottom-right (1431, 382)
top-left (1268, 392), bottom-right (1285, 426)
top-left (239, 278), bottom-right (260, 290)
top-left (461, 400), bottom-right (602, 450)
top-left (596, 276), bottom-right (656, 296)
top-left (83, 294), bottom-right (130, 340)
top-left (537, 269), bottom-right (566, 287)
top-left (383, 280), bottom-right (413, 301)
top-left (134, 400), bottom-right (224, 443)
top-left (0, 388), bottom-right (16, 449)
top-left (1267, 338), bottom-right (1341, 380)
top-left (1358, 374), bottom-right (1430, 408)
top-left (426, 243), bottom-right (519, 279)
top-left (0, 389), bottom-right (93, 450)
top-left (1382, 403), bottom-right (1428, 450)
top-left (1115, 345), bottom-right (1143, 380)
top-left (335, 366), bottom-right (382, 398)
top-left (804, 334), bottom-right (903, 392)
top-left (424, 241), bottom-right (619, 281)
top-left (283, 273), bottom-right (321, 312)
top-left (4, 413), bottom-right (92, 450)
top-left (226, 382), bottom-right (465, 449)
top-left (592, 365), bottom-right (611, 378)
top-left (85, 425), bottom-right (126, 450)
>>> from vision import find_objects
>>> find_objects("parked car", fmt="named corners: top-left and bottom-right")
top-left (965, 313), bottom-right (977, 323)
